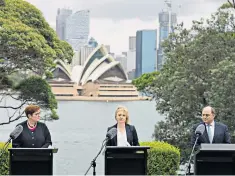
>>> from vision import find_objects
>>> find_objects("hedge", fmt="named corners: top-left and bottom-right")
top-left (0, 142), bottom-right (11, 175)
top-left (1, 141), bottom-right (180, 175)
top-left (140, 141), bottom-right (180, 175)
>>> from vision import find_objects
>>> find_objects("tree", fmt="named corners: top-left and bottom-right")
top-left (149, 5), bottom-right (235, 163)
top-left (0, 0), bottom-right (5, 6)
top-left (227, 0), bottom-right (235, 8)
top-left (0, 0), bottom-right (74, 125)
top-left (132, 71), bottom-right (160, 96)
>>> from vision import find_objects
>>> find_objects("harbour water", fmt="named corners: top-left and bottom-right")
top-left (0, 100), bottom-right (165, 175)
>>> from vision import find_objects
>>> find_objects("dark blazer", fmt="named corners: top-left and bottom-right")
top-left (106, 124), bottom-right (140, 146)
top-left (12, 120), bottom-right (52, 148)
top-left (191, 121), bottom-right (231, 148)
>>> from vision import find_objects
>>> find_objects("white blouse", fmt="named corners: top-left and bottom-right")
top-left (117, 128), bottom-right (130, 146)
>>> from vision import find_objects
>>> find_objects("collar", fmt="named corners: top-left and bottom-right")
top-left (206, 120), bottom-right (215, 127)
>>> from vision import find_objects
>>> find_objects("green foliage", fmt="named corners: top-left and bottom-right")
top-left (14, 76), bottom-right (58, 119)
top-left (133, 5), bottom-right (235, 163)
top-left (140, 141), bottom-right (180, 175)
top-left (223, 1), bottom-right (235, 9)
top-left (132, 71), bottom-right (160, 96)
top-left (0, 75), bottom-right (13, 89)
top-left (0, 0), bottom-right (73, 77)
top-left (0, 142), bottom-right (12, 175)
top-left (51, 109), bottom-right (59, 120)
top-left (0, 0), bottom-right (5, 6)
top-left (208, 60), bottom-right (235, 138)
top-left (0, 0), bottom-right (73, 64)
top-left (220, 3), bottom-right (234, 9)
top-left (0, 0), bottom-right (73, 123)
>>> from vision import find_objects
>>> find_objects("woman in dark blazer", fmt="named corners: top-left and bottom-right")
top-left (106, 106), bottom-right (139, 146)
top-left (12, 105), bottom-right (52, 148)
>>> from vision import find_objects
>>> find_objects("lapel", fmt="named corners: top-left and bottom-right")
top-left (202, 121), bottom-right (217, 143)
top-left (113, 124), bottom-right (132, 146)
top-left (113, 124), bottom-right (118, 146)
top-left (202, 123), bottom-right (210, 143)
top-left (212, 122), bottom-right (218, 143)
top-left (125, 124), bottom-right (132, 145)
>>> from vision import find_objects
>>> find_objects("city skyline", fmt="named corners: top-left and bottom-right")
top-left (26, 0), bottom-right (225, 54)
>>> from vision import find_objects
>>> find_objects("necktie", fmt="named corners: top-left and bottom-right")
top-left (207, 125), bottom-right (212, 143)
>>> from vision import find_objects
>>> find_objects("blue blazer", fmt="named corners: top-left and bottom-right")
top-left (191, 121), bottom-right (231, 148)
top-left (106, 124), bottom-right (140, 146)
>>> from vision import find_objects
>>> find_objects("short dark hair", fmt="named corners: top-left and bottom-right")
top-left (211, 107), bottom-right (215, 115)
top-left (25, 105), bottom-right (40, 118)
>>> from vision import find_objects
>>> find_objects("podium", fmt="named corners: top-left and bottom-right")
top-left (8, 148), bottom-right (58, 175)
top-left (105, 146), bottom-right (150, 175)
top-left (194, 144), bottom-right (235, 175)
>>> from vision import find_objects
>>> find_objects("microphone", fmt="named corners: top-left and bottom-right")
top-left (106, 127), bottom-right (117, 141)
top-left (10, 125), bottom-right (23, 140)
top-left (195, 124), bottom-right (205, 136)
top-left (84, 127), bottom-right (117, 175)
top-left (0, 125), bottom-right (23, 162)
top-left (5, 125), bottom-right (23, 147)
top-left (185, 124), bottom-right (205, 175)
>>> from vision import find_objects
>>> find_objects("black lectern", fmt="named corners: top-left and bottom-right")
top-left (194, 144), bottom-right (235, 175)
top-left (105, 146), bottom-right (150, 175)
top-left (8, 148), bottom-right (58, 175)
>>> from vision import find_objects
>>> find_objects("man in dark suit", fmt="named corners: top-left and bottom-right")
top-left (191, 106), bottom-right (231, 148)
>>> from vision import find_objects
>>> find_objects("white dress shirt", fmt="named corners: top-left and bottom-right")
top-left (206, 120), bottom-right (215, 143)
top-left (117, 129), bottom-right (130, 146)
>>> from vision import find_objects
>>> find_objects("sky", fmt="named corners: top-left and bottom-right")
top-left (25, 0), bottom-right (226, 54)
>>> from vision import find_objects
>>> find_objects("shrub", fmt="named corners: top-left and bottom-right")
top-left (140, 141), bottom-right (180, 175)
top-left (0, 142), bottom-right (12, 175)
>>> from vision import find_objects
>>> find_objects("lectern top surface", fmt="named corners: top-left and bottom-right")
top-left (200, 144), bottom-right (235, 151)
top-left (8, 148), bottom-right (58, 153)
top-left (106, 146), bottom-right (150, 149)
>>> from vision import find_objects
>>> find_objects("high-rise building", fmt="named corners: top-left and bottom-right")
top-left (115, 55), bottom-right (127, 73)
top-left (129, 36), bottom-right (136, 51)
top-left (79, 45), bottom-right (95, 65)
top-left (56, 8), bottom-right (72, 40)
top-left (157, 0), bottom-right (177, 70)
top-left (127, 69), bottom-right (136, 80)
top-left (127, 50), bottom-right (136, 73)
top-left (122, 52), bottom-right (127, 57)
top-left (65, 10), bottom-right (90, 51)
top-left (72, 51), bottom-right (80, 67)
top-left (136, 30), bottom-right (157, 78)
top-left (127, 36), bottom-right (136, 76)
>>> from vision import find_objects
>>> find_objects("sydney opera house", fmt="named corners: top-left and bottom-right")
top-left (48, 45), bottom-right (149, 101)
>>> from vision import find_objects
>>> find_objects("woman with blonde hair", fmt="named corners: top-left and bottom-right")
top-left (106, 105), bottom-right (139, 146)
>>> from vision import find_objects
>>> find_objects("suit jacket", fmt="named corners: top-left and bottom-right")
top-left (191, 121), bottom-right (231, 148)
top-left (12, 120), bottom-right (52, 148)
top-left (106, 123), bottom-right (140, 146)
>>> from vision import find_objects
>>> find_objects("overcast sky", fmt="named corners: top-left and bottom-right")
top-left (26, 0), bottom-right (226, 54)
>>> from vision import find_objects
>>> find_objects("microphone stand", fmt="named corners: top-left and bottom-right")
top-left (84, 138), bottom-right (108, 175)
top-left (185, 134), bottom-right (200, 176)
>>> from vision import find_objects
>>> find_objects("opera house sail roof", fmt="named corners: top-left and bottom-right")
top-left (50, 44), bottom-right (128, 85)
top-left (48, 45), bottom-right (150, 100)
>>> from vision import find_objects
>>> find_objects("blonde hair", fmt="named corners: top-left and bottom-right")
top-left (115, 105), bottom-right (129, 124)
